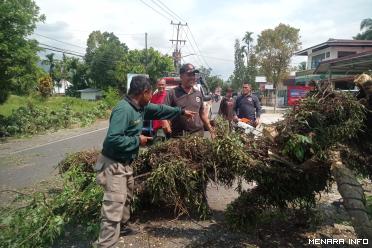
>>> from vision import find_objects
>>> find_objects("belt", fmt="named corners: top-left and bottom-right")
top-left (101, 150), bottom-right (133, 164)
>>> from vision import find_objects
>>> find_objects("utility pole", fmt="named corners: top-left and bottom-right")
top-left (169, 21), bottom-right (187, 73)
top-left (145, 32), bottom-right (148, 72)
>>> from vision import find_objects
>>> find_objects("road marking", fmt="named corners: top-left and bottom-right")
top-left (6, 127), bottom-right (108, 155)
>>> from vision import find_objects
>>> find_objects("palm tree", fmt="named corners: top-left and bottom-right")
top-left (242, 31), bottom-right (254, 66)
top-left (42, 53), bottom-right (56, 78)
top-left (298, 61), bottom-right (307, 71)
top-left (354, 18), bottom-right (372, 40)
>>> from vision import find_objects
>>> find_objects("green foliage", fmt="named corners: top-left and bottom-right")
top-left (85, 31), bottom-right (129, 90)
top-left (283, 134), bottom-right (313, 162)
top-left (103, 87), bottom-right (121, 108)
top-left (354, 18), bottom-right (372, 40)
top-left (0, 0), bottom-right (45, 103)
top-left (0, 98), bottom-right (109, 136)
top-left (115, 48), bottom-right (174, 93)
top-left (256, 23), bottom-right (300, 91)
top-left (232, 39), bottom-right (246, 90)
top-left (146, 160), bottom-right (210, 218)
top-left (206, 75), bottom-right (224, 92)
top-left (0, 151), bottom-right (102, 247)
top-left (37, 75), bottom-right (53, 98)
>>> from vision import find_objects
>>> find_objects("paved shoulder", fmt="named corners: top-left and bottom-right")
top-left (0, 120), bottom-right (108, 189)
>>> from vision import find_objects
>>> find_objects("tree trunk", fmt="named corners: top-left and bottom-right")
top-left (329, 150), bottom-right (372, 243)
top-left (273, 88), bottom-right (277, 113)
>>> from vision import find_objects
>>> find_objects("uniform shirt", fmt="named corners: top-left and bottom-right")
top-left (102, 96), bottom-right (182, 162)
top-left (165, 85), bottom-right (204, 136)
top-left (234, 94), bottom-right (262, 120)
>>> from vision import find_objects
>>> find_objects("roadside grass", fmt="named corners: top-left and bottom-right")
top-left (0, 95), bottom-right (100, 117)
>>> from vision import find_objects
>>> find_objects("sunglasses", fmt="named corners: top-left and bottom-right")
top-left (185, 72), bottom-right (196, 76)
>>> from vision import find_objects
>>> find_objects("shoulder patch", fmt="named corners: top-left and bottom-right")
top-left (130, 119), bottom-right (141, 125)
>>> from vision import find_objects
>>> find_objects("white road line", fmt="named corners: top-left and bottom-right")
top-left (7, 127), bottom-right (108, 155)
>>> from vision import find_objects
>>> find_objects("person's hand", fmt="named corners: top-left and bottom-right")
top-left (255, 118), bottom-right (260, 127)
top-left (162, 120), bottom-right (172, 134)
top-left (233, 115), bottom-right (239, 123)
top-left (210, 130), bottom-right (216, 139)
top-left (163, 125), bottom-right (172, 134)
top-left (139, 135), bottom-right (153, 146)
top-left (183, 110), bottom-right (197, 119)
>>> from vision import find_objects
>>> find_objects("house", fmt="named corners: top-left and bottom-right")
top-left (77, 88), bottom-right (103, 100)
top-left (295, 39), bottom-right (372, 88)
top-left (53, 79), bottom-right (72, 95)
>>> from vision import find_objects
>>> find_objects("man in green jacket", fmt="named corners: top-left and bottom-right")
top-left (95, 75), bottom-right (195, 247)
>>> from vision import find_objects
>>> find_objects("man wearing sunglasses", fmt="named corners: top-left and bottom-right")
top-left (165, 63), bottom-right (215, 138)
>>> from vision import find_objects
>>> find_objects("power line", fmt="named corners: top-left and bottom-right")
top-left (150, 0), bottom-right (179, 21)
top-left (183, 31), bottom-right (205, 67)
top-left (197, 54), bottom-right (234, 62)
top-left (147, 0), bottom-right (211, 68)
top-left (38, 42), bottom-right (85, 56)
top-left (154, 0), bottom-right (186, 23)
top-left (186, 25), bottom-right (210, 68)
top-left (38, 46), bottom-right (84, 58)
top-left (139, 0), bottom-right (171, 21)
top-left (33, 33), bottom-right (86, 50)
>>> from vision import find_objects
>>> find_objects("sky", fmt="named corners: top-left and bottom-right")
top-left (32, 0), bottom-right (372, 80)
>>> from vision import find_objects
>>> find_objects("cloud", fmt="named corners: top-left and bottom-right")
top-left (33, 0), bottom-right (371, 79)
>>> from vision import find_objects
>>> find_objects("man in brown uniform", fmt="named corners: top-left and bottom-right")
top-left (165, 63), bottom-right (215, 138)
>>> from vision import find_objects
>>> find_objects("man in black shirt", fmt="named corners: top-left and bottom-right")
top-left (233, 83), bottom-right (262, 126)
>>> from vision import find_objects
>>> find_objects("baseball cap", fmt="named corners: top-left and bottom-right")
top-left (179, 63), bottom-right (200, 74)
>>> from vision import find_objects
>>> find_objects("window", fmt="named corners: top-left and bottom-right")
top-left (337, 51), bottom-right (356, 58)
top-left (326, 52), bottom-right (330, 58)
top-left (311, 53), bottom-right (325, 68)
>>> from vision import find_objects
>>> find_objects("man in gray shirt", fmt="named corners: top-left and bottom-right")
top-left (233, 83), bottom-right (262, 126)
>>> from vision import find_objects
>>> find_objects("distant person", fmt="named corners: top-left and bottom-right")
top-left (233, 83), bottom-right (262, 127)
top-left (165, 63), bottom-right (215, 138)
top-left (218, 87), bottom-right (235, 121)
top-left (150, 78), bottom-right (172, 136)
top-left (94, 75), bottom-right (195, 248)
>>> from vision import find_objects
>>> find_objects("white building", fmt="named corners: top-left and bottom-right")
top-left (296, 39), bottom-right (372, 70)
top-left (53, 79), bottom-right (72, 95)
top-left (77, 88), bottom-right (103, 100)
top-left (295, 39), bottom-right (372, 86)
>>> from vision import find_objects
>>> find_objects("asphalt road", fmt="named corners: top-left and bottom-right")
top-left (0, 100), bottom-right (283, 189)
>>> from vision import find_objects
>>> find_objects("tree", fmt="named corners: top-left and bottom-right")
top-left (242, 31), bottom-right (253, 67)
top-left (65, 57), bottom-right (90, 97)
top-left (297, 61), bottom-right (307, 71)
top-left (256, 23), bottom-right (300, 111)
top-left (354, 18), bottom-right (372, 40)
top-left (0, 0), bottom-right (45, 103)
top-left (37, 75), bottom-right (53, 98)
top-left (198, 66), bottom-right (212, 78)
top-left (206, 75), bottom-right (224, 93)
top-left (42, 53), bottom-right (56, 81)
top-left (115, 48), bottom-right (174, 93)
top-left (232, 39), bottom-right (246, 90)
top-left (85, 31), bottom-right (128, 90)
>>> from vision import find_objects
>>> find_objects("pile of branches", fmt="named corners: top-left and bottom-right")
top-left (225, 86), bottom-right (368, 230)
top-left (0, 150), bottom-right (103, 247)
top-left (2, 79), bottom-right (371, 246)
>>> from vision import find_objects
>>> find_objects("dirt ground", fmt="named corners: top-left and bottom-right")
top-left (2, 176), bottom-right (370, 248)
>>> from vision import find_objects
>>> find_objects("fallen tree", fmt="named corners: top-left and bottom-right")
top-left (1, 75), bottom-right (371, 247)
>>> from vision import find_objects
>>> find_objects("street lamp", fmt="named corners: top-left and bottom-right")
top-left (181, 53), bottom-right (196, 58)
top-left (175, 53), bottom-right (196, 73)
